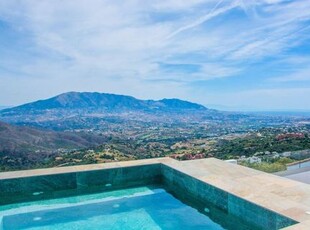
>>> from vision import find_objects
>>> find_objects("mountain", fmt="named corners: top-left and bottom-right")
top-left (2, 92), bottom-right (206, 113)
top-left (0, 92), bottom-right (213, 170)
top-left (0, 92), bottom-right (215, 130)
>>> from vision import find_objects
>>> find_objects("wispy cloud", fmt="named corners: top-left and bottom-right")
top-left (271, 66), bottom-right (310, 82)
top-left (166, 0), bottom-right (230, 39)
top-left (0, 0), bottom-right (310, 110)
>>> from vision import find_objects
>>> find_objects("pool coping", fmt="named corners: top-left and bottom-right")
top-left (1, 157), bottom-right (310, 229)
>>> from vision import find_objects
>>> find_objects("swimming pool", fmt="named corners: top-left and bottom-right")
top-left (1, 185), bottom-right (259, 230)
top-left (0, 160), bottom-right (299, 229)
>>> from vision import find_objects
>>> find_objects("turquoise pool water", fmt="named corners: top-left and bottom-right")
top-left (0, 186), bottom-right (257, 230)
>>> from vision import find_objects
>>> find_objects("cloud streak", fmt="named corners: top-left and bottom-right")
top-left (0, 0), bottom-right (310, 110)
top-left (166, 0), bottom-right (228, 39)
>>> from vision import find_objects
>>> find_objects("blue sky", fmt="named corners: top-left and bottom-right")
top-left (0, 0), bottom-right (310, 111)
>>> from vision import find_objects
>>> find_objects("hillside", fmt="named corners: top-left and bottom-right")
top-left (0, 121), bottom-right (108, 170)
top-left (0, 121), bottom-right (107, 150)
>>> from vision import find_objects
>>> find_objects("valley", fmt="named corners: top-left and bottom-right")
top-left (0, 92), bottom-right (309, 172)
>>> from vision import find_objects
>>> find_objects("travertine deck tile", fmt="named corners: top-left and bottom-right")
top-left (161, 158), bottom-right (310, 227)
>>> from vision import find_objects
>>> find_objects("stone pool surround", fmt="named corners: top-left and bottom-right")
top-left (1, 158), bottom-right (310, 229)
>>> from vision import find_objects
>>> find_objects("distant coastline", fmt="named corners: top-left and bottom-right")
top-left (246, 111), bottom-right (310, 117)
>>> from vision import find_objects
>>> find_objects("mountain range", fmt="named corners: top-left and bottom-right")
top-left (2, 92), bottom-right (206, 112)
top-left (0, 92), bottom-right (219, 130)
top-left (0, 92), bottom-right (217, 170)
top-left (1, 91), bottom-right (304, 171)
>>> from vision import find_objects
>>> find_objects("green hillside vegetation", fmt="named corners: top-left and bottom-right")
top-left (0, 115), bottom-right (309, 172)
top-left (212, 130), bottom-right (310, 160)
top-left (240, 157), bottom-right (295, 173)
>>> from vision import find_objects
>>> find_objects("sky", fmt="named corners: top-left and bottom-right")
top-left (0, 0), bottom-right (310, 111)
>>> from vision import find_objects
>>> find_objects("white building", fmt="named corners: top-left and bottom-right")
top-left (248, 156), bottom-right (262, 164)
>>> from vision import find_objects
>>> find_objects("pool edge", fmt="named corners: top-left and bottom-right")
top-left (1, 157), bottom-right (310, 229)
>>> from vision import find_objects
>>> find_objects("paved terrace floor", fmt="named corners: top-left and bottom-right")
top-left (1, 157), bottom-right (310, 229)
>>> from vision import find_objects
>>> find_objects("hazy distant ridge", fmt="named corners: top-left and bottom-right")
top-left (3, 92), bottom-right (206, 112)
top-left (0, 92), bottom-right (215, 131)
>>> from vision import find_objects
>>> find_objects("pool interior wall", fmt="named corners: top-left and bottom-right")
top-left (0, 163), bottom-right (298, 230)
